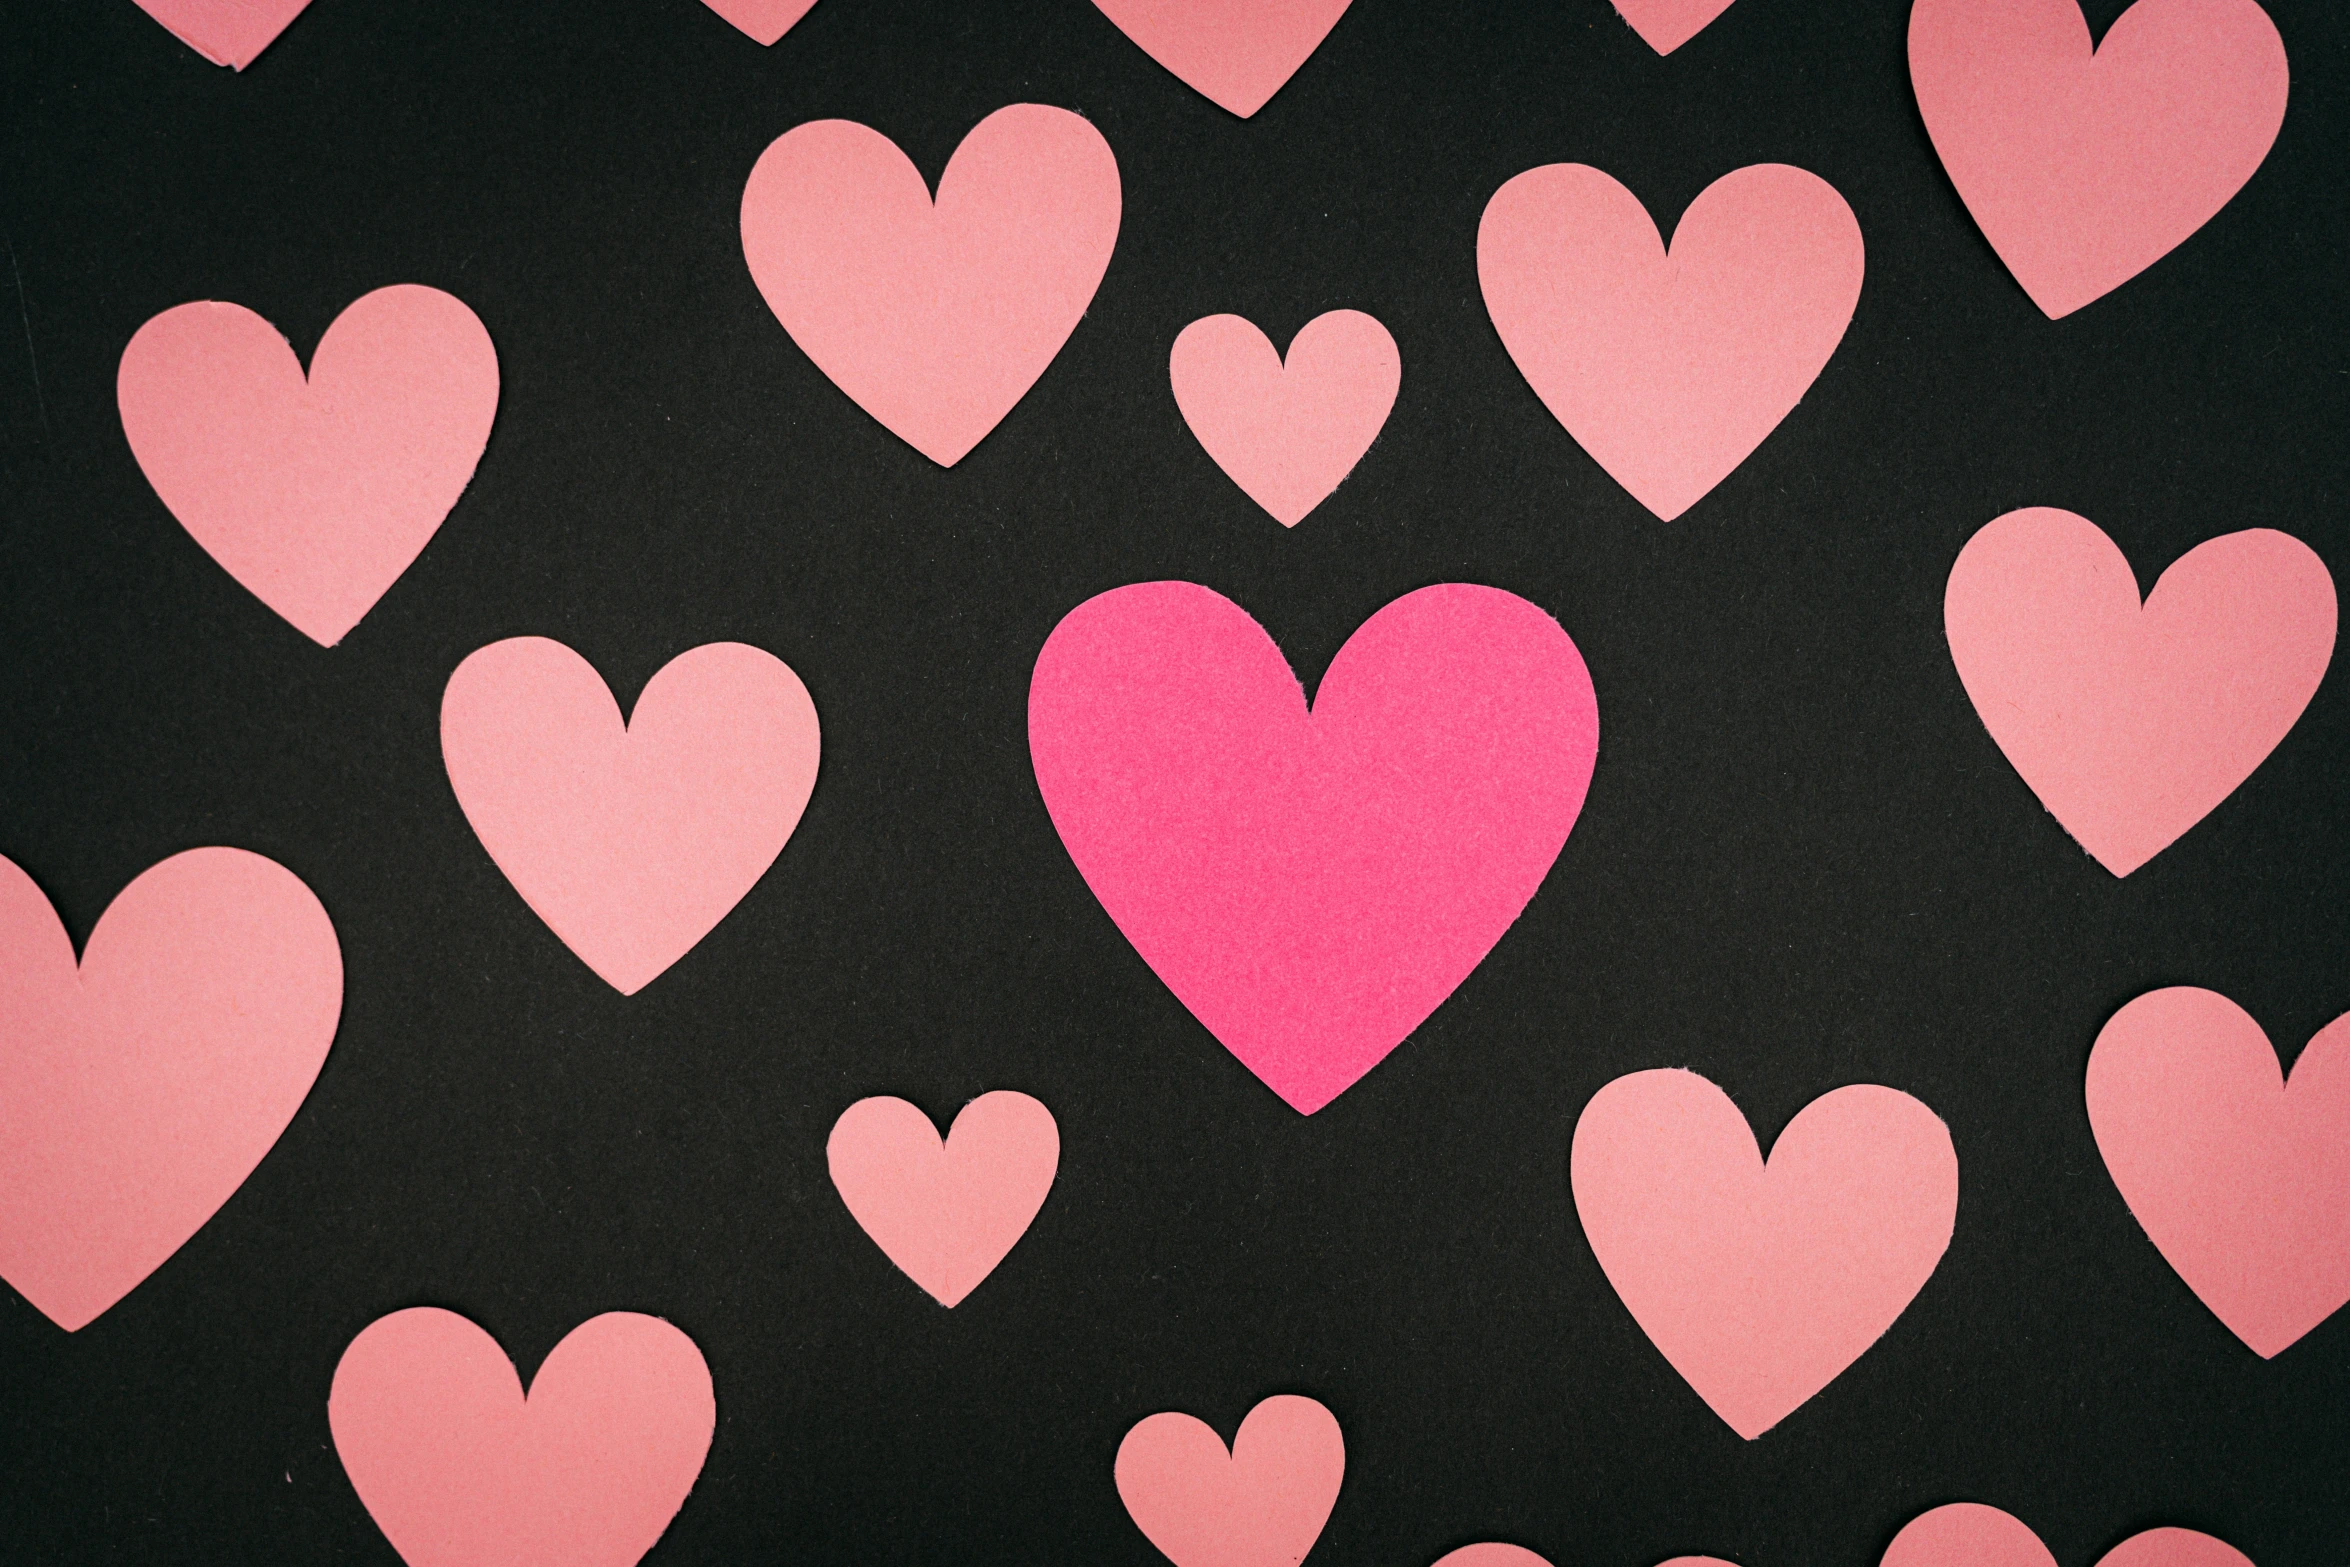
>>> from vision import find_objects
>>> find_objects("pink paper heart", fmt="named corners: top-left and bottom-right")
top-left (700, 0), bottom-right (817, 45)
top-left (741, 104), bottom-right (1121, 467)
top-left (828, 1091), bottom-right (1059, 1307)
top-left (1611, 0), bottom-right (1740, 54)
top-left (1090, 0), bottom-right (1352, 118)
top-left (131, 0), bottom-right (312, 69)
top-left (1944, 508), bottom-right (2335, 877)
top-left (0, 847), bottom-right (340, 1331)
top-left (1570, 1069), bottom-right (1958, 1439)
top-left (1910, 0), bottom-right (2288, 319)
top-left (2087, 987), bottom-right (2350, 1357)
top-left (330, 1308), bottom-right (714, 1567)
top-left (441, 638), bottom-right (821, 995)
top-left (1116, 1395), bottom-right (1345, 1567)
top-left (1028, 582), bottom-right (1598, 1115)
top-left (1883, 1503), bottom-right (2253, 1567)
top-left (1169, 310), bottom-right (1399, 527)
top-left (1433, 1549), bottom-right (1558, 1567)
top-left (1478, 162), bottom-right (1862, 521)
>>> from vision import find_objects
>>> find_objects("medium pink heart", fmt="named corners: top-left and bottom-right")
top-left (1478, 163), bottom-right (1863, 521)
top-left (700, 0), bottom-right (818, 45)
top-left (1116, 1395), bottom-right (1344, 1567)
top-left (1883, 1503), bottom-right (2253, 1567)
top-left (1029, 582), bottom-right (1598, 1115)
top-left (131, 0), bottom-right (312, 69)
top-left (2087, 987), bottom-right (2350, 1357)
top-left (828, 1091), bottom-right (1059, 1307)
top-left (1611, 0), bottom-right (1740, 54)
top-left (441, 638), bottom-right (821, 995)
top-left (1944, 508), bottom-right (2335, 877)
top-left (117, 285), bottom-right (498, 646)
top-left (0, 847), bottom-right (340, 1331)
top-left (1910, 0), bottom-right (2287, 319)
top-left (1090, 0), bottom-right (1352, 118)
top-left (741, 104), bottom-right (1121, 467)
top-left (1570, 1069), bottom-right (1958, 1439)
top-left (330, 1308), bottom-right (714, 1567)
top-left (1432, 1549), bottom-right (1558, 1567)
top-left (1169, 309), bottom-right (1399, 527)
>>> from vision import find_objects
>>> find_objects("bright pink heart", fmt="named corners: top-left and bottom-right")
top-left (700, 0), bottom-right (817, 45)
top-left (1910, 0), bottom-right (2288, 319)
top-left (1116, 1395), bottom-right (1345, 1567)
top-left (0, 847), bottom-right (340, 1332)
top-left (330, 1308), bottom-right (714, 1567)
top-left (2087, 987), bottom-right (2350, 1357)
top-left (1883, 1503), bottom-right (2253, 1567)
top-left (1478, 162), bottom-right (1863, 521)
top-left (741, 104), bottom-right (1121, 467)
top-left (132, 0), bottom-right (312, 69)
top-left (1170, 310), bottom-right (1399, 527)
top-left (1944, 508), bottom-right (2335, 876)
top-left (441, 638), bottom-right (821, 996)
top-left (1090, 0), bottom-right (1352, 118)
top-left (828, 1091), bottom-right (1059, 1307)
top-left (1029, 582), bottom-right (1598, 1115)
top-left (1571, 1069), bottom-right (1958, 1439)
top-left (1612, 0), bottom-right (1740, 54)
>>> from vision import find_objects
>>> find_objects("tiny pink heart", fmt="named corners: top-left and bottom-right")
top-left (700, 0), bottom-right (818, 45)
top-left (1944, 508), bottom-right (2335, 876)
top-left (1611, 0), bottom-right (1740, 54)
top-left (330, 1308), bottom-right (714, 1567)
top-left (1883, 1503), bottom-right (2253, 1567)
top-left (1090, 0), bottom-right (1353, 118)
top-left (0, 848), bottom-right (340, 1332)
top-left (1478, 163), bottom-right (1862, 521)
top-left (441, 638), bottom-right (821, 995)
top-left (828, 1091), bottom-right (1059, 1307)
top-left (1116, 1395), bottom-right (1345, 1567)
top-left (1170, 310), bottom-right (1399, 527)
top-left (131, 0), bottom-right (312, 69)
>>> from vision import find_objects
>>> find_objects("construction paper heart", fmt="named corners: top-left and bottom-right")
top-left (1571, 1069), bottom-right (1958, 1439)
top-left (2087, 987), bottom-right (2350, 1356)
top-left (828, 1091), bottom-right (1060, 1307)
top-left (1433, 1549), bottom-right (1558, 1567)
top-left (1090, 0), bottom-right (1353, 118)
top-left (0, 847), bottom-right (340, 1331)
top-left (1478, 162), bottom-right (1862, 521)
top-left (1029, 582), bottom-right (1598, 1115)
top-left (1116, 1395), bottom-right (1345, 1567)
top-left (1883, 1503), bottom-right (2253, 1567)
top-left (1169, 309), bottom-right (1399, 527)
top-left (700, 0), bottom-right (817, 45)
top-left (1612, 0), bottom-right (1739, 54)
top-left (1910, 0), bottom-right (2288, 319)
top-left (441, 638), bottom-right (821, 995)
top-left (330, 1308), bottom-right (714, 1567)
top-left (742, 104), bottom-right (1121, 467)
top-left (131, 0), bottom-right (312, 69)
top-left (1944, 508), bottom-right (2335, 876)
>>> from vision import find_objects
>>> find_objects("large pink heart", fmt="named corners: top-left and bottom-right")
top-left (1944, 508), bottom-right (2335, 877)
top-left (1116, 1395), bottom-right (1345, 1567)
top-left (700, 0), bottom-right (817, 45)
top-left (1028, 582), bottom-right (1598, 1115)
top-left (0, 847), bottom-right (340, 1331)
top-left (329, 1308), bottom-right (714, 1567)
top-left (828, 1091), bottom-right (1060, 1307)
top-left (1570, 1069), bottom-right (1958, 1439)
top-left (1169, 309), bottom-right (1399, 527)
top-left (2087, 987), bottom-right (2350, 1357)
top-left (1478, 162), bottom-right (1863, 521)
top-left (441, 638), bottom-right (821, 996)
top-left (1089, 0), bottom-right (1353, 118)
top-left (741, 104), bottom-right (1121, 468)
top-left (131, 0), bottom-right (312, 69)
top-left (1611, 0), bottom-right (1740, 54)
top-left (1910, 0), bottom-right (2288, 319)
top-left (1883, 1503), bottom-right (2253, 1567)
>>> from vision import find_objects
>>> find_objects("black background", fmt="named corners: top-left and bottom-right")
top-left (2, 0), bottom-right (2345, 1562)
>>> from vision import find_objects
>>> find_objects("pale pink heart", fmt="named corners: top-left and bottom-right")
top-left (1944, 508), bottom-right (2335, 876)
top-left (1432, 1548), bottom-right (1558, 1567)
top-left (1570, 1069), bottom-right (1958, 1439)
top-left (441, 638), bottom-right (821, 995)
top-left (2087, 987), bottom-right (2350, 1357)
top-left (700, 0), bottom-right (817, 45)
top-left (1090, 0), bottom-right (1352, 118)
top-left (1884, 1504), bottom-right (2253, 1567)
top-left (1478, 163), bottom-right (1863, 521)
top-left (131, 0), bottom-right (312, 69)
top-left (1611, 0), bottom-right (1740, 54)
top-left (827, 1091), bottom-right (1059, 1307)
top-left (1116, 1395), bottom-right (1344, 1567)
top-left (741, 104), bottom-right (1121, 467)
top-left (1169, 310), bottom-right (1399, 527)
top-left (329, 1309), bottom-right (714, 1567)
top-left (1910, 0), bottom-right (2288, 319)
top-left (1028, 582), bottom-right (1598, 1115)
top-left (0, 847), bottom-right (340, 1331)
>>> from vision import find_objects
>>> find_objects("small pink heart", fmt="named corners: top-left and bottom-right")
top-left (1944, 508), bottom-right (2335, 877)
top-left (1611, 0), bottom-right (1739, 54)
top-left (742, 104), bottom-right (1121, 467)
top-left (700, 0), bottom-right (817, 45)
top-left (329, 1308), bottom-right (714, 1567)
top-left (1911, 0), bottom-right (2288, 319)
top-left (1478, 163), bottom-right (1862, 521)
top-left (0, 848), bottom-right (340, 1332)
top-left (1571, 1069), bottom-right (1958, 1439)
top-left (828, 1091), bottom-right (1059, 1307)
top-left (1116, 1395), bottom-right (1345, 1567)
top-left (1029, 582), bottom-right (1598, 1115)
top-left (1169, 310), bottom-right (1399, 527)
top-left (2087, 987), bottom-right (2350, 1357)
top-left (131, 0), bottom-right (312, 69)
top-left (1884, 1504), bottom-right (2253, 1567)
top-left (1433, 1549), bottom-right (1558, 1567)
top-left (441, 638), bottom-right (821, 995)
top-left (1090, 0), bottom-right (1353, 118)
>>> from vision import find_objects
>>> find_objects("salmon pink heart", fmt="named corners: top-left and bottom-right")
top-left (828, 1092), bottom-right (1060, 1307)
top-left (700, 0), bottom-right (818, 45)
top-left (131, 0), bottom-right (312, 69)
top-left (1611, 0), bottom-right (1740, 54)
top-left (1883, 1503), bottom-right (2254, 1567)
top-left (1169, 310), bottom-right (1399, 527)
top-left (1089, 0), bottom-right (1353, 118)
top-left (1116, 1395), bottom-right (1345, 1567)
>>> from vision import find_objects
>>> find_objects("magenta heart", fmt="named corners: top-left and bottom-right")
top-left (828, 1092), bottom-right (1060, 1307)
top-left (699, 0), bottom-right (818, 45)
top-left (1611, 0), bottom-right (1740, 54)
top-left (1090, 0), bottom-right (1353, 118)
top-left (131, 0), bottom-right (312, 69)
top-left (1169, 309), bottom-right (1399, 527)
top-left (1883, 1503), bottom-right (2253, 1567)
top-left (1115, 1395), bottom-right (1345, 1567)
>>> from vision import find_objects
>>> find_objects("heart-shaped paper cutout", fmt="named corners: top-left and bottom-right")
top-left (441, 638), bottom-right (821, 995)
top-left (1433, 1549), bottom-right (1559, 1567)
top-left (1883, 1503), bottom-right (2253, 1567)
top-left (1612, 0), bottom-right (1740, 54)
top-left (828, 1091), bottom-right (1059, 1307)
top-left (1116, 1395), bottom-right (1345, 1567)
top-left (700, 0), bottom-right (817, 45)
top-left (1170, 309), bottom-right (1399, 527)
top-left (1090, 0), bottom-right (1353, 118)
top-left (132, 0), bottom-right (312, 69)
